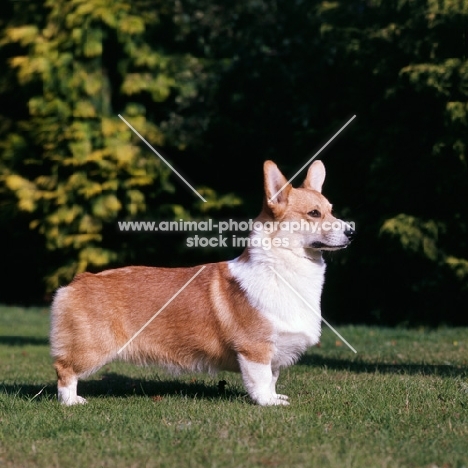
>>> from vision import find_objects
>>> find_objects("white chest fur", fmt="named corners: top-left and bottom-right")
top-left (228, 248), bottom-right (325, 367)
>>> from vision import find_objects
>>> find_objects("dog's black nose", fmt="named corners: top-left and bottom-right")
top-left (344, 226), bottom-right (355, 241)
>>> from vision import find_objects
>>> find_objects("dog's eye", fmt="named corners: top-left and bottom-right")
top-left (308, 210), bottom-right (321, 218)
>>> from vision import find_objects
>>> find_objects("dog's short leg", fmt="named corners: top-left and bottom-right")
top-left (238, 355), bottom-right (289, 406)
top-left (271, 367), bottom-right (289, 401)
top-left (54, 360), bottom-right (87, 406)
top-left (58, 376), bottom-right (87, 406)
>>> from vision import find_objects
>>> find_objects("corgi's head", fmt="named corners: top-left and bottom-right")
top-left (258, 160), bottom-right (354, 252)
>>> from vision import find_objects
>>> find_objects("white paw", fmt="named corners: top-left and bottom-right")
top-left (272, 397), bottom-right (290, 406)
top-left (59, 395), bottom-right (88, 406)
top-left (276, 394), bottom-right (289, 401)
top-left (255, 394), bottom-right (290, 406)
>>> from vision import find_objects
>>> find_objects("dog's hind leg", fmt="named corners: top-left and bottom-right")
top-left (54, 359), bottom-right (87, 405)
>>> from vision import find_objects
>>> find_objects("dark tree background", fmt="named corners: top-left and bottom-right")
top-left (0, 0), bottom-right (467, 325)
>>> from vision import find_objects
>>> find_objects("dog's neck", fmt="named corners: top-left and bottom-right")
top-left (238, 244), bottom-right (325, 268)
top-left (295, 248), bottom-right (324, 263)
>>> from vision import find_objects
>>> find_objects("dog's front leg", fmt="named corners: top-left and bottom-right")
top-left (238, 354), bottom-right (289, 406)
top-left (271, 367), bottom-right (289, 402)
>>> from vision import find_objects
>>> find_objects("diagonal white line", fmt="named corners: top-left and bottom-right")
top-left (117, 266), bottom-right (206, 355)
top-left (268, 266), bottom-right (357, 353)
top-left (269, 115), bottom-right (356, 202)
top-left (118, 114), bottom-right (207, 202)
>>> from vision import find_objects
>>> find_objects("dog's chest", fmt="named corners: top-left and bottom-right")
top-left (228, 256), bottom-right (324, 350)
top-left (263, 277), bottom-right (323, 365)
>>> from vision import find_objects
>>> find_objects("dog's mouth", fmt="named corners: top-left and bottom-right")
top-left (309, 241), bottom-right (350, 251)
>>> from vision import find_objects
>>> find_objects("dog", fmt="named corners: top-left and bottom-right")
top-left (50, 160), bottom-right (354, 406)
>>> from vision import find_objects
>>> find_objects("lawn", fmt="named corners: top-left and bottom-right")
top-left (0, 305), bottom-right (467, 468)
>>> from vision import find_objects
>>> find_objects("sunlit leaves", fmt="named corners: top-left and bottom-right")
top-left (0, 0), bottom-right (226, 291)
top-left (380, 215), bottom-right (441, 262)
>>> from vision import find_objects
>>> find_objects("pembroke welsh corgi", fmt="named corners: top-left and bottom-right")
top-left (50, 160), bottom-right (354, 406)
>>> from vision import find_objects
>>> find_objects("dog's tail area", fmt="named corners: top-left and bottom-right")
top-left (50, 284), bottom-right (113, 405)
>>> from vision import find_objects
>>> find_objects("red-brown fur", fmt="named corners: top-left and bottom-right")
top-left (51, 263), bottom-right (273, 390)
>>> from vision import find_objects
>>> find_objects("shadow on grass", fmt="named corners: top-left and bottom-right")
top-left (300, 354), bottom-right (468, 378)
top-left (0, 372), bottom-right (244, 403)
top-left (0, 336), bottom-right (49, 346)
top-left (3, 358), bottom-right (467, 403)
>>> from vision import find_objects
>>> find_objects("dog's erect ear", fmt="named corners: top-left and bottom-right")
top-left (302, 160), bottom-right (326, 193)
top-left (264, 160), bottom-right (291, 208)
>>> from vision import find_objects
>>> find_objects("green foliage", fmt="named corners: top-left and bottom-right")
top-left (380, 214), bottom-right (441, 262)
top-left (0, 0), bottom-right (238, 292)
top-left (308, 0), bottom-right (468, 322)
top-left (0, 0), bottom-right (466, 323)
top-left (445, 256), bottom-right (468, 287)
top-left (382, 2), bottom-right (468, 290)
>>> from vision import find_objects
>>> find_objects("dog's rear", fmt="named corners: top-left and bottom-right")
top-left (51, 160), bottom-right (354, 406)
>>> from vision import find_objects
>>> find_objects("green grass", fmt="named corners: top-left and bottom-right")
top-left (1, 305), bottom-right (467, 468)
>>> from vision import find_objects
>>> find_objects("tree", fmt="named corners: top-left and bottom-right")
top-left (316, 0), bottom-right (468, 323)
top-left (0, 0), bottom-right (238, 296)
top-left (168, 0), bottom-right (468, 324)
top-left (1, 0), bottom-right (466, 324)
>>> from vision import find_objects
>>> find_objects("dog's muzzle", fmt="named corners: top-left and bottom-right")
top-left (344, 226), bottom-right (355, 242)
top-left (310, 224), bottom-right (356, 250)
